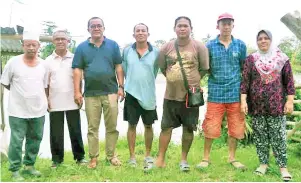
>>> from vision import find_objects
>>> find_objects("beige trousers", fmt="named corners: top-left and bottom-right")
top-left (85, 94), bottom-right (119, 159)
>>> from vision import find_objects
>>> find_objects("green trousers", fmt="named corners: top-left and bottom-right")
top-left (8, 116), bottom-right (45, 172)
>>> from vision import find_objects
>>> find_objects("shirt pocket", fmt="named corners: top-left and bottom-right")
top-left (210, 52), bottom-right (222, 68)
top-left (230, 51), bottom-right (241, 65)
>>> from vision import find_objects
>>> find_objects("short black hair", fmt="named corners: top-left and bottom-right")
top-left (87, 17), bottom-right (104, 29)
top-left (133, 23), bottom-right (149, 33)
top-left (217, 18), bottom-right (234, 25)
top-left (174, 16), bottom-right (192, 28)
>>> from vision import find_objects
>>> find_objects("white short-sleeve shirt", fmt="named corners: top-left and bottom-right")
top-left (44, 51), bottom-right (78, 112)
top-left (0, 55), bottom-right (48, 118)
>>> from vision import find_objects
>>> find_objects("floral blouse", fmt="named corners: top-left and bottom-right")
top-left (240, 54), bottom-right (295, 116)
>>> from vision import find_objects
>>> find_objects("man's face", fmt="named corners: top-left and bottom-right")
top-left (22, 40), bottom-right (40, 57)
top-left (53, 31), bottom-right (69, 51)
top-left (174, 18), bottom-right (192, 39)
top-left (88, 18), bottom-right (105, 39)
top-left (217, 19), bottom-right (234, 36)
top-left (257, 32), bottom-right (271, 52)
top-left (133, 24), bottom-right (149, 43)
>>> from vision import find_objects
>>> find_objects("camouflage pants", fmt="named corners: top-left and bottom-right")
top-left (252, 115), bottom-right (287, 168)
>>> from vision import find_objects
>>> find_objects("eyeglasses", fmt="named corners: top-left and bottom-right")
top-left (54, 37), bottom-right (68, 42)
top-left (90, 24), bottom-right (103, 29)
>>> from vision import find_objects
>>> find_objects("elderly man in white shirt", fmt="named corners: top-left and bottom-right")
top-left (44, 29), bottom-right (87, 168)
top-left (0, 28), bottom-right (48, 181)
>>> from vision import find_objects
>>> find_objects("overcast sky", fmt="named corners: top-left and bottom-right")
top-left (1, 0), bottom-right (301, 48)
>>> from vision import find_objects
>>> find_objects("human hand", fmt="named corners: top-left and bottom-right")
top-left (284, 100), bottom-right (293, 114)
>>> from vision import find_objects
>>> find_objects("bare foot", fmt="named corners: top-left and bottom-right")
top-left (155, 158), bottom-right (166, 168)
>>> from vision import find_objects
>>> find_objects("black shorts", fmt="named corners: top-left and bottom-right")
top-left (161, 99), bottom-right (199, 131)
top-left (123, 92), bottom-right (158, 126)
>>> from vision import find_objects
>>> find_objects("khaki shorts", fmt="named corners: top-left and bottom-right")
top-left (202, 102), bottom-right (245, 139)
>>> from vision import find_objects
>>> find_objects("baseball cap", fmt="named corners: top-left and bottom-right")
top-left (217, 13), bottom-right (234, 22)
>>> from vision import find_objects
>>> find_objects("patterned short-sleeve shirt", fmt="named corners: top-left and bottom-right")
top-left (206, 36), bottom-right (247, 103)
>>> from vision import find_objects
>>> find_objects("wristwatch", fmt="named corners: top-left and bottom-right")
top-left (119, 85), bottom-right (124, 89)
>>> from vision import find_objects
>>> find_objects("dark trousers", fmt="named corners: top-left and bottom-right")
top-left (50, 109), bottom-right (85, 163)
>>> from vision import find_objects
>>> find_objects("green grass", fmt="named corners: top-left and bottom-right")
top-left (1, 136), bottom-right (301, 182)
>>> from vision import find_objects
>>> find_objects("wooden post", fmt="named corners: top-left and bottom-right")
top-left (280, 11), bottom-right (301, 41)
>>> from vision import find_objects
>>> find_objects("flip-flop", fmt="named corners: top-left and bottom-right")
top-left (281, 171), bottom-right (292, 182)
top-left (229, 160), bottom-right (247, 171)
top-left (196, 160), bottom-right (210, 170)
top-left (179, 161), bottom-right (190, 172)
top-left (143, 157), bottom-right (155, 172)
top-left (128, 159), bottom-right (137, 168)
top-left (254, 166), bottom-right (268, 176)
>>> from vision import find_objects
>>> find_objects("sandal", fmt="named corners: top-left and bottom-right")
top-left (229, 160), bottom-right (246, 171)
top-left (87, 158), bottom-right (97, 169)
top-left (196, 160), bottom-right (210, 170)
top-left (179, 161), bottom-right (190, 172)
top-left (108, 156), bottom-right (122, 166)
top-left (143, 157), bottom-right (155, 172)
top-left (128, 159), bottom-right (137, 168)
top-left (281, 171), bottom-right (292, 182)
top-left (254, 166), bottom-right (268, 176)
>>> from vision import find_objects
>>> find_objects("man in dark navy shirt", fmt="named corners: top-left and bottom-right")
top-left (72, 17), bottom-right (124, 168)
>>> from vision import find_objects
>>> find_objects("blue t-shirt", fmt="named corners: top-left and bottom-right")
top-left (72, 37), bottom-right (122, 96)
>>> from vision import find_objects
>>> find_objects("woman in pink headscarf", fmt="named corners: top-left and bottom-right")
top-left (240, 30), bottom-right (295, 181)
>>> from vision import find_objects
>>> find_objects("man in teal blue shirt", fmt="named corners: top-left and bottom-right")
top-left (122, 23), bottom-right (159, 171)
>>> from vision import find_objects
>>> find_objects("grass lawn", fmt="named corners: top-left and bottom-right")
top-left (1, 135), bottom-right (301, 182)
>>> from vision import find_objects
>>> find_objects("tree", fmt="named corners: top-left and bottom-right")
top-left (278, 36), bottom-right (301, 64)
top-left (154, 40), bottom-right (166, 49)
top-left (201, 34), bottom-right (211, 44)
top-left (40, 21), bottom-right (57, 59)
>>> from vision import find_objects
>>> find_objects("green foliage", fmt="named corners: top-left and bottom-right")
top-left (1, 136), bottom-right (301, 182)
top-left (278, 36), bottom-right (301, 73)
top-left (278, 36), bottom-right (301, 64)
top-left (200, 74), bottom-right (208, 87)
top-left (247, 44), bottom-right (256, 55)
top-left (243, 115), bottom-right (254, 145)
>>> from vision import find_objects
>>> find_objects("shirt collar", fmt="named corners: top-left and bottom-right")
top-left (214, 35), bottom-right (237, 44)
top-left (131, 42), bottom-right (153, 52)
top-left (87, 36), bottom-right (107, 46)
top-left (51, 50), bottom-right (73, 59)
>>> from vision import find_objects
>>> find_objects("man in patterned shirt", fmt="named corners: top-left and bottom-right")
top-left (198, 13), bottom-right (247, 170)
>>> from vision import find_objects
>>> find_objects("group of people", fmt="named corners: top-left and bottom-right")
top-left (0, 12), bottom-right (295, 182)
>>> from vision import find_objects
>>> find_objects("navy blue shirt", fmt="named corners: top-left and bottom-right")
top-left (72, 37), bottom-right (122, 96)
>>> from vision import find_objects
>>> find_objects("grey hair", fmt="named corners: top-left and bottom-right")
top-left (53, 28), bottom-right (70, 40)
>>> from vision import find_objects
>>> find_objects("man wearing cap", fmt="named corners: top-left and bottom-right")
top-left (0, 28), bottom-right (48, 181)
top-left (198, 13), bottom-right (247, 170)
top-left (44, 29), bottom-right (88, 168)
top-left (72, 17), bottom-right (124, 168)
